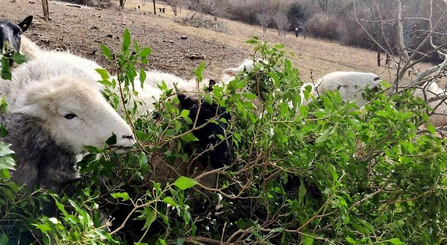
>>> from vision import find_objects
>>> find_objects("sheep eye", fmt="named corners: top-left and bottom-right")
top-left (64, 114), bottom-right (77, 119)
top-left (336, 85), bottom-right (342, 90)
top-left (374, 77), bottom-right (380, 81)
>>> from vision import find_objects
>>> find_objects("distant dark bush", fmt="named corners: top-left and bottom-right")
top-left (306, 14), bottom-right (340, 40)
top-left (337, 18), bottom-right (374, 48)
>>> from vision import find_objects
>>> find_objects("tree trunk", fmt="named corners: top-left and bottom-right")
top-left (153, 0), bottom-right (156, 14)
top-left (377, 49), bottom-right (381, 67)
top-left (119, 0), bottom-right (125, 8)
top-left (172, 6), bottom-right (177, 16)
top-left (42, 0), bottom-right (49, 20)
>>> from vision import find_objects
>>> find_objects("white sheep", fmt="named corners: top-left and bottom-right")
top-left (413, 81), bottom-right (447, 127)
top-left (17, 37), bottom-right (232, 184)
top-left (222, 59), bottom-right (256, 82)
top-left (0, 52), bottom-right (136, 196)
top-left (18, 36), bottom-right (103, 85)
top-left (314, 71), bottom-right (382, 107)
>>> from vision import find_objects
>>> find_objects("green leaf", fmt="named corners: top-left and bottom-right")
top-left (157, 239), bottom-right (168, 245)
top-left (382, 81), bottom-right (391, 88)
top-left (36, 223), bottom-right (52, 234)
top-left (138, 48), bottom-right (151, 57)
top-left (122, 29), bottom-right (131, 52)
top-left (180, 109), bottom-right (190, 119)
top-left (10, 52), bottom-right (28, 64)
top-left (315, 129), bottom-right (330, 143)
top-left (141, 208), bottom-right (157, 230)
top-left (100, 44), bottom-right (112, 60)
top-left (162, 197), bottom-right (178, 207)
top-left (358, 219), bottom-right (374, 233)
top-left (427, 124), bottom-right (436, 134)
top-left (243, 92), bottom-right (257, 100)
top-left (95, 68), bottom-right (110, 80)
top-left (0, 142), bottom-right (14, 157)
top-left (174, 176), bottom-right (198, 190)
top-left (0, 234), bottom-right (8, 245)
top-left (298, 181), bottom-right (306, 204)
top-left (301, 234), bottom-right (314, 245)
top-left (139, 69), bottom-right (147, 88)
top-left (111, 192), bottom-right (130, 201)
top-left (194, 62), bottom-right (205, 82)
top-left (176, 238), bottom-right (185, 245)
top-left (180, 132), bottom-right (198, 143)
top-left (388, 238), bottom-right (404, 245)
top-left (346, 237), bottom-right (356, 244)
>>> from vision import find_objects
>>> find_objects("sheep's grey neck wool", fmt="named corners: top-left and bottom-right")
top-left (1, 113), bottom-right (79, 193)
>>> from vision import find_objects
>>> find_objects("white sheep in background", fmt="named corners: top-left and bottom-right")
top-left (413, 81), bottom-right (447, 127)
top-left (314, 71), bottom-right (382, 107)
top-left (222, 59), bottom-right (256, 82)
top-left (0, 52), bottom-right (136, 200)
top-left (222, 60), bottom-right (384, 108)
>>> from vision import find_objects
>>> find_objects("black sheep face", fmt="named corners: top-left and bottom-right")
top-left (0, 16), bottom-right (32, 65)
top-left (178, 94), bottom-right (233, 169)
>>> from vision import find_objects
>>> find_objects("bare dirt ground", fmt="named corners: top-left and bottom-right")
top-left (0, 0), bottom-right (439, 84)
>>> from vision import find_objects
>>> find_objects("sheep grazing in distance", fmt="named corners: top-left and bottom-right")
top-left (0, 53), bottom-right (136, 196)
top-left (0, 16), bottom-right (33, 67)
top-left (314, 71), bottom-right (382, 107)
top-left (413, 81), bottom-right (447, 127)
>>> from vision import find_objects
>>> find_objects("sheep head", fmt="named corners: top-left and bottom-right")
top-left (0, 16), bottom-right (32, 64)
top-left (12, 76), bottom-right (135, 154)
top-left (317, 71), bottom-right (382, 107)
top-left (178, 92), bottom-right (233, 169)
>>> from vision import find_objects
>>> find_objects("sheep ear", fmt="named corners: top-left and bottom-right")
top-left (177, 94), bottom-right (196, 109)
top-left (207, 79), bottom-right (217, 92)
top-left (222, 68), bottom-right (237, 77)
top-left (18, 16), bottom-right (33, 33)
top-left (12, 104), bottom-right (45, 118)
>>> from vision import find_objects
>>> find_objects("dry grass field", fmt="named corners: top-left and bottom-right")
top-left (0, 0), bottom-right (439, 84)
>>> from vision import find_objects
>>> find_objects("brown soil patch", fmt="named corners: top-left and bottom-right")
top-left (0, 0), bottom-right (441, 84)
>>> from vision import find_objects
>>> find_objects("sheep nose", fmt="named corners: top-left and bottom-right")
top-left (222, 151), bottom-right (233, 163)
top-left (122, 134), bottom-right (134, 140)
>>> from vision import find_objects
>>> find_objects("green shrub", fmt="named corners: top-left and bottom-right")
top-left (1, 31), bottom-right (446, 245)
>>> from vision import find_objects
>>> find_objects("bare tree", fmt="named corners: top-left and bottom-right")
top-left (166, 0), bottom-right (180, 16)
top-left (42, 0), bottom-right (49, 20)
top-left (257, 12), bottom-right (271, 33)
top-left (275, 11), bottom-right (291, 36)
top-left (355, 0), bottom-right (447, 128)
top-left (256, 0), bottom-right (272, 33)
top-left (201, 0), bottom-right (222, 20)
top-left (315, 0), bottom-right (329, 13)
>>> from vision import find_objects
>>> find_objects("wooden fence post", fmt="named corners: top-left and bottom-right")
top-left (42, 0), bottom-right (50, 20)
top-left (153, 0), bottom-right (156, 14)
